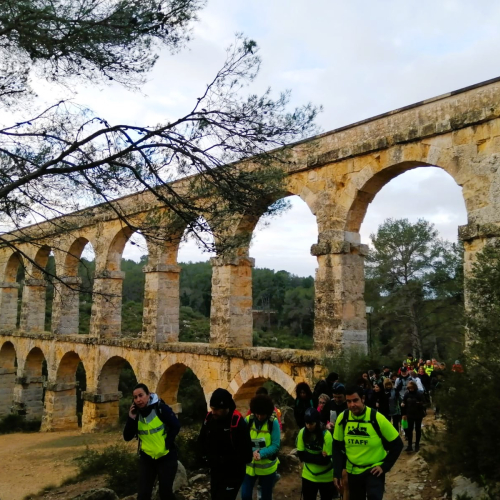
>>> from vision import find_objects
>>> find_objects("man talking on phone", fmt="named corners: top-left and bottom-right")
top-left (123, 383), bottom-right (180, 500)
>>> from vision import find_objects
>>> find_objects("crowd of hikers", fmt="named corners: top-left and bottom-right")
top-left (124, 355), bottom-right (457, 500)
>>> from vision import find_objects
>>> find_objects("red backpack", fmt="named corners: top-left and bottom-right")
top-left (204, 409), bottom-right (243, 448)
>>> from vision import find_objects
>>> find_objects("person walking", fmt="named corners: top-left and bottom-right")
top-left (317, 393), bottom-right (331, 429)
top-left (294, 382), bottom-right (314, 429)
top-left (383, 379), bottom-right (401, 433)
top-left (123, 383), bottom-right (180, 500)
top-left (372, 383), bottom-right (389, 417)
top-left (326, 386), bottom-right (348, 432)
top-left (332, 385), bottom-right (403, 500)
top-left (297, 408), bottom-right (336, 500)
top-left (198, 388), bottom-right (253, 500)
top-left (401, 381), bottom-right (425, 452)
top-left (241, 394), bottom-right (281, 500)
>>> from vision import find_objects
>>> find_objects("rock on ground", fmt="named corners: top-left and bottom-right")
top-left (72, 489), bottom-right (119, 500)
top-left (452, 476), bottom-right (485, 500)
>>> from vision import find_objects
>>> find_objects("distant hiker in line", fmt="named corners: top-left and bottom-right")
top-left (242, 394), bottom-right (281, 500)
top-left (294, 382), bottom-right (314, 429)
top-left (123, 383), bottom-right (180, 500)
top-left (198, 388), bottom-right (253, 500)
top-left (297, 407), bottom-right (337, 500)
top-left (333, 385), bottom-right (403, 500)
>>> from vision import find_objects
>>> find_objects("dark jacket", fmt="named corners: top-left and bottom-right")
top-left (123, 394), bottom-right (181, 460)
top-left (327, 400), bottom-right (348, 423)
top-left (197, 402), bottom-right (253, 473)
top-left (402, 390), bottom-right (425, 419)
top-left (294, 397), bottom-right (314, 429)
top-left (417, 373), bottom-right (431, 392)
top-left (373, 390), bottom-right (389, 417)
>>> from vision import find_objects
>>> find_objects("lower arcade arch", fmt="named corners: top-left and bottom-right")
top-left (43, 352), bottom-right (87, 430)
top-left (20, 347), bottom-right (47, 421)
top-left (0, 341), bottom-right (17, 416)
top-left (96, 356), bottom-right (138, 427)
top-left (231, 376), bottom-right (295, 415)
top-left (156, 363), bottom-right (206, 422)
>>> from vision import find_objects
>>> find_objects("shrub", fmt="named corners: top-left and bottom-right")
top-left (76, 445), bottom-right (139, 497)
top-left (0, 414), bottom-right (41, 434)
top-left (176, 428), bottom-right (203, 470)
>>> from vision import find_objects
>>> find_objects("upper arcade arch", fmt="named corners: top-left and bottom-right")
top-left (344, 159), bottom-right (465, 235)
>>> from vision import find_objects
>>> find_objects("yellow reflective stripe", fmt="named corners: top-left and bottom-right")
top-left (138, 430), bottom-right (149, 435)
top-left (149, 424), bottom-right (165, 435)
top-left (253, 459), bottom-right (278, 469)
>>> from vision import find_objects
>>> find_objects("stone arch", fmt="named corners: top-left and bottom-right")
top-left (345, 160), bottom-right (465, 234)
top-left (51, 237), bottom-right (95, 336)
top-left (64, 237), bottom-right (92, 277)
top-left (17, 346), bottom-right (47, 420)
top-left (156, 362), bottom-right (207, 413)
top-left (228, 363), bottom-right (297, 411)
top-left (97, 355), bottom-right (138, 394)
top-left (0, 341), bottom-right (17, 416)
top-left (1, 251), bottom-right (23, 283)
top-left (20, 245), bottom-right (54, 332)
top-left (106, 226), bottom-right (141, 272)
top-left (42, 351), bottom-right (86, 431)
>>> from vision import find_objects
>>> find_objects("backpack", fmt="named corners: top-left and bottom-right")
top-left (338, 408), bottom-right (390, 450)
top-left (204, 409), bottom-right (243, 449)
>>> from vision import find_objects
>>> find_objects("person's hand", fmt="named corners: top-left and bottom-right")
top-left (370, 466), bottom-right (384, 477)
top-left (333, 478), bottom-right (343, 493)
top-left (253, 450), bottom-right (261, 461)
top-left (129, 404), bottom-right (137, 419)
top-left (326, 421), bottom-right (332, 430)
top-left (322, 451), bottom-right (327, 457)
top-left (376, 402), bottom-right (379, 408)
top-left (401, 403), bottom-right (405, 407)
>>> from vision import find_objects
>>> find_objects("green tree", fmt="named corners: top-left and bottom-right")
top-left (366, 218), bottom-right (463, 359)
top-left (424, 241), bottom-right (500, 488)
top-left (0, 1), bottom-right (320, 280)
top-left (282, 286), bottom-right (314, 336)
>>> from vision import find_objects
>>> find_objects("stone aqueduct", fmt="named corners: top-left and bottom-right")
top-left (1, 78), bottom-right (500, 432)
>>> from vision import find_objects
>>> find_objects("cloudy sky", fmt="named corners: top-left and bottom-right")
top-left (38, 0), bottom-right (500, 276)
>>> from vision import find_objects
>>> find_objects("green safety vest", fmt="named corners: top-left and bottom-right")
top-left (245, 415), bottom-right (279, 476)
top-left (425, 365), bottom-right (434, 376)
top-left (137, 407), bottom-right (169, 460)
top-left (297, 428), bottom-right (333, 482)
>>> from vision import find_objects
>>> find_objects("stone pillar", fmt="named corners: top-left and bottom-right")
top-left (12, 371), bottom-right (45, 421)
top-left (0, 282), bottom-right (20, 330)
top-left (142, 264), bottom-right (181, 343)
top-left (52, 276), bottom-right (82, 335)
top-left (312, 232), bottom-right (368, 352)
top-left (41, 381), bottom-right (79, 431)
top-left (89, 271), bottom-right (125, 338)
top-left (0, 367), bottom-right (16, 416)
top-left (210, 256), bottom-right (254, 347)
top-left (81, 391), bottom-right (121, 433)
top-left (19, 279), bottom-right (47, 331)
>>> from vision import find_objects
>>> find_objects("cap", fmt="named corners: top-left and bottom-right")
top-left (304, 407), bottom-right (320, 423)
top-left (209, 388), bottom-right (233, 410)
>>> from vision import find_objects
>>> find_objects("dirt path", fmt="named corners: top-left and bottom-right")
top-left (0, 430), bottom-right (130, 500)
top-left (1, 416), bottom-right (445, 500)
